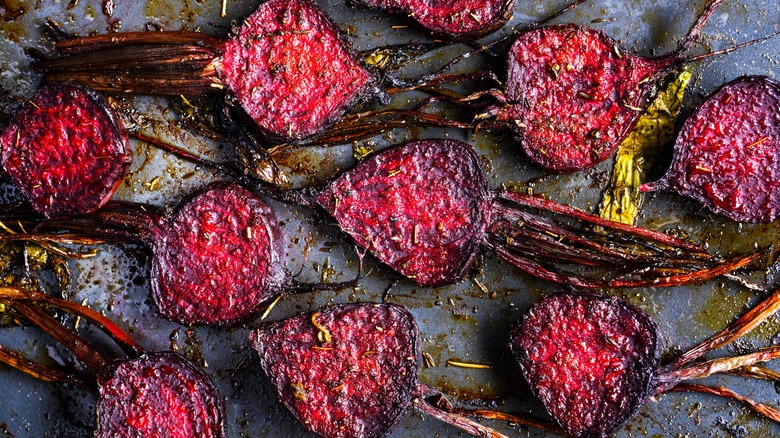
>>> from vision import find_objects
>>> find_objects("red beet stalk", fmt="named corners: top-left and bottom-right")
top-left (502, 290), bottom-right (780, 437)
top-left (0, 286), bottom-right (226, 437)
top-left (250, 302), bottom-right (508, 438)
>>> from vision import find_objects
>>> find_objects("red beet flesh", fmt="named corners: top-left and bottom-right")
top-left (149, 183), bottom-right (286, 325)
top-left (218, 0), bottom-right (376, 142)
top-left (0, 83), bottom-right (131, 218)
top-left (95, 352), bottom-right (226, 438)
top-left (314, 139), bottom-right (491, 286)
top-left (503, 24), bottom-right (674, 172)
top-left (250, 303), bottom-right (419, 438)
top-left (355, 0), bottom-right (513, 40)
top-left (642, 76), bottom-right (780, 223)
top-left (509, 293), bottom-right (659, 437)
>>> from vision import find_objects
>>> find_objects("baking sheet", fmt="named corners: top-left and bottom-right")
top-left (1, 0), bottom-right (780, 436)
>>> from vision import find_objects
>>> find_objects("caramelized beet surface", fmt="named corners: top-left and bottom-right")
top-left (354, 0), bottom-right (514, 40)
top-left (216, 0), bottom-right (376, 141)
top-left (503, 24), bottom-right (671, 172)
top-left (148, 183), bottom-right (286, 325)
top-left (642, 76), bottom-right (780, 223)
top-left (499, 0), bottom-right (727, 172)
top-left (250, 303), bottom-right (419, 438)
top-left (314, 139), bottom-right (491, 286)
top-left (509, 293), bottom-right (659, 437)
top-left (96, 352), bottom-right (226, 438)
top-left (0, 83), bottom-right (131, 218)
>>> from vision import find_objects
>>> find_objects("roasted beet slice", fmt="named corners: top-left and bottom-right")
top-left (503, 291), bottom-right (780, 437)
top-left (250, 303), bottom-right (508, 438)
top-left (7, 182), bottom-right (357, 326)
top-left (314, 139), bottom-right (491, 286)
top-left (354, 0), bottom-right (514, 40)
top-left (218, 0), bottom-right (376, 141)
top-left (641, 76), bottom-right (780, 223)
top-left (509, 293), bottom-right (658, 437)
top-left (148, 183), bottom-right (287, 325)
top-left (96, 352), bottom-right (225, 438)
top-left (0, 287), bottom-right (227, 438)
top-left (251, 303), bottom-right (419, 438)
top-left (0, 83), bottom-right (131, 218)
top-left (37, 0), bottom-right (377, 143)
top-left (498, 0), bottom-right (745, 172)
top-left (304, 139), bottom-right (754, 288)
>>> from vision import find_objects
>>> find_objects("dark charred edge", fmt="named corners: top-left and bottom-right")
top-left (250, 302), bottom-right (422, 438)
top-left (508, 293), bottom-right (661, 438)
top-left (148, 182), bottom-right (288, 327)
top-left (97, 352), bottom-right (227, 438)
top-left (642, 76), bottom-right (780, 223)
top-left (350, 0), bottom-right (514, 41)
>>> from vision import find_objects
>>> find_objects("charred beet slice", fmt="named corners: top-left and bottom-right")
top-left (314, 139), bottom-right (491, 286)
top-left (149, 183), bottom-right (287, 326)
top-left (354, 0), bottom-right (514, 40)
top-left (96, 352), bottom-right (226, 438)
top-left (503, 24), bottom-right (676, 172)
top-left (250, 303), bottom-right (419, 438)
top-left (0, 83), bottom-right (131, 218)
top-left (218, 0), bottom-right (376, 142)
top-left (641, 76), bottom-right (780, 223)
top-left (509, 293), bottom-right (658, 437)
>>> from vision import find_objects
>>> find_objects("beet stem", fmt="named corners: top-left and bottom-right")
top-left (413, 398), bottom-right (510, 438)
top-left (132, 133), bottom-right (317, 207)
top-left (669, 383), bottom-right (780, 423)
top-left (676, 0), bottom-right (725, 53)
top-left (726, 365), bottom-right (780, 382)
top-left (658, 346), bottom-right (780, 384)
top-left (53, 31), bottom-right (224, 55)
top-left (0, 344), bottom-right (84, 386)
top-left (0, 286), bottom-right (144, 358)
top-left (449, 408), bottom-right (565, 435)
top-left (664, 288), bottom-right (780, 372)
top-left (497, 190), bottom-right (707, 253)
top-left (682, 29), bottom-right (780, 64)
top-left (1, 299), bottom-right (109, 371)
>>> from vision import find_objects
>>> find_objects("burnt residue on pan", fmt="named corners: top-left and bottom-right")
top-left (1, 0), bottom-right (780, 437)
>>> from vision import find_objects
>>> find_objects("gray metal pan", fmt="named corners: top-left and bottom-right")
top-left (1, 0), bottom-right (780, 436)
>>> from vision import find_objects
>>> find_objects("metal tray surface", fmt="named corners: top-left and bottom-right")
top-left (1, 0), bottom-right (780, 437)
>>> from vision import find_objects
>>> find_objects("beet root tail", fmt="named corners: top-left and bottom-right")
top-left (669, 383), bottom-right (780, 424)
top-left (413, 397), bottom-right (510, 438)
